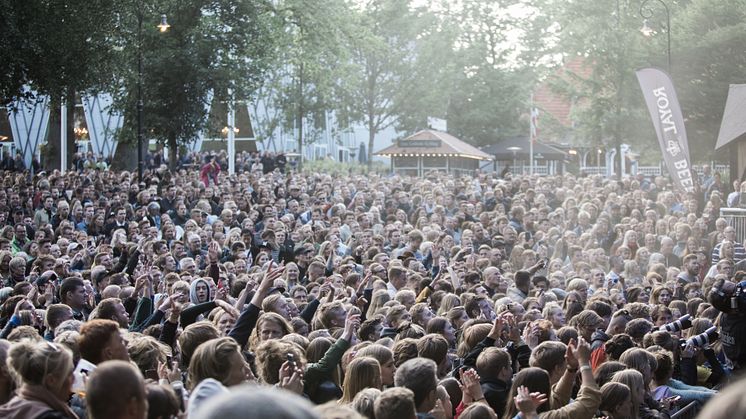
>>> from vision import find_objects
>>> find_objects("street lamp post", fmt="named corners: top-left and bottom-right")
top-left (137, 11), bottom-right (143, 181)
top-left (640, 0), bottom-right (671, 72)
top-left (137, 11), bottom-right (170, 181)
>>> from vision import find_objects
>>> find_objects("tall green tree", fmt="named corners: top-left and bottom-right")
top-left (0, 0), bottom-right (119, 169)
top-left (265, 0), bottom-right (356, 165)
top-left (543, 0), bottom-right (657, 170)
top-left (110, 0), bottom-right (280, 170)
top-left (335, 0), bottom-right (458, 165)
top-left (674, 0), bottom-right (746, 161)
top-left (443, 0), bottom-right (537, 145)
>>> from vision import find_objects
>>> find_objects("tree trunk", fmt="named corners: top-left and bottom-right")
top-left (168, 135), bottom-right (178, 171)
top-left (45, 98), bottom-right (62, 171)
top-left (112, 113), bottom-right (139, 171)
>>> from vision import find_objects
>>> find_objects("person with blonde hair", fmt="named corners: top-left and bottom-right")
top-left (0, 340), bottom-right (77, 418)
top-left (339, 357), bottom-right (382, 404)
top-left (356, 344), bottom-right (396, 387)
top-left (188, 337), bottom-right (254, 417)
top-left (351, 388), bottom-right (381, 419)
top-left (188, 337), bottom-right (253, 390)
top-left (366, 290), bottom-right (391, 319)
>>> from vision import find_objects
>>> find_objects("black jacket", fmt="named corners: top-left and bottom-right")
top-left (481, 378), bottom-right (510, 418)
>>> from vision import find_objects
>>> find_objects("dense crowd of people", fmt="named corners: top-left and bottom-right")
top-left (0, 155), bottom-right (744, 419)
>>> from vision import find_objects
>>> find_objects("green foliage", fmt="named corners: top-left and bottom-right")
top-left (109, 0), bottom-right (280, 168)
top-left (673, 0), bottom-right (746, 160)
top-left (334, 0), bottom-right (429, 163)
top-left (542, 0), bottom-right (654, 157)
top-left (4, 0), bottom-right (744, 171)
top-left (257, 0), bottom-right (358, 155)
top-left (0, 0), bottom-right (118, 104)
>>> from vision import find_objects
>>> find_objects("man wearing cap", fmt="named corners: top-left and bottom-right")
top-left (294, 244), bottom-right (314, 282)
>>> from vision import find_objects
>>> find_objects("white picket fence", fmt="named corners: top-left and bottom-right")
top-left (580, 163), bottom-right (729, 178)
top-left (580, 166), bottom-right (607, 175)
top-left (637, 166), bottom-right (662, 176)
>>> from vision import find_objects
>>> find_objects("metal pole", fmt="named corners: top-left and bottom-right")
top-left (137, 10), bottom-right (144, 181)
top-left (60, 101), bottom-right (67, 175)
top-left (529, 94), bottom-right (534, 176)
top-left (227, 88), bottom-right (235, 175)
top-left (665, 3), bottom-right (671, 72)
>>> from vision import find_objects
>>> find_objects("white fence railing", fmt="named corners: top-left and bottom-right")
top-left (580, 164), bottom-right (730, 179)
top-left (637, 166), bottom-right (662, 176)
top-left (694, 164), bottom-right (729, 176)
top-left (580, 167), bottom-right (607, 175)
top-left (721, 208), bottom-right (746, 243)
top-left (496, 165), bottom-right (554, 176)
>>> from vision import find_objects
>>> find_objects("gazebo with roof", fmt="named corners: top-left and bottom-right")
top-left (374, 129), bottom-right (492, 176)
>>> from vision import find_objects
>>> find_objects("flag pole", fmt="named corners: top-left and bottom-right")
top-left (529, 94), bottom-right (535, 176)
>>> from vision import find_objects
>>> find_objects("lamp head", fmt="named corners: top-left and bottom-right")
top-left (640, 19), bottom-right (654, 37)
top-left (158, 14), bottom-right (170, 32)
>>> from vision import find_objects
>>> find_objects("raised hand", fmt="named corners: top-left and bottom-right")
top-left (523, 321), bottom-right (540, 350)
top-left (459, 368), bottom-right (484, 404)
top-left (157, 358), bottom-right (182, 383)
top-left (514, 385), bottom-right (547, 417)
top-left (343, 312), bottom-right (361, 341)
top-left (565, 339), bottom-right (579, 370)
top-left (208, 241), bottom-right (221, 264)
top-left (250, 263), bottom-right (285, 307)
top-left (215, 286), bottom-right (228, 301)
top-left (14, 298), bottom-right (32, 316)
top-left (574, 336), bottom-right (591, 365)
top-left (158, 294), bottom-right (173, 312)
top-left (169, 301), bottom-right (183, 323)
top-left (279, 360), bottom-right (304, 395)
top-left (429, 399), bottom-right (447, 419)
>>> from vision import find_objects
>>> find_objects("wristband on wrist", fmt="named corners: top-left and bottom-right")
top-left (579, 364), bottom-right (592, 373)
top-left (566, 366), bottom-right (578, 373)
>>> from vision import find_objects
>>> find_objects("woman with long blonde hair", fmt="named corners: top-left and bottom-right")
top-left (339, 357), bottom-right (382, 404)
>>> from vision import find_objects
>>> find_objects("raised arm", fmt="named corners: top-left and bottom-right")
top-left (228, 263), bottom-right (285, 349)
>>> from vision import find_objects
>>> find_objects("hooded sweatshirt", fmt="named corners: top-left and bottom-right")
top-left (189, 278), bottom-right (212, 305)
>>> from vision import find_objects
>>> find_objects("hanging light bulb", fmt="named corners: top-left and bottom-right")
top-left (640, 19), bottom-right (654, 37)
top-left (157, 14), bottom-right (170, 32)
